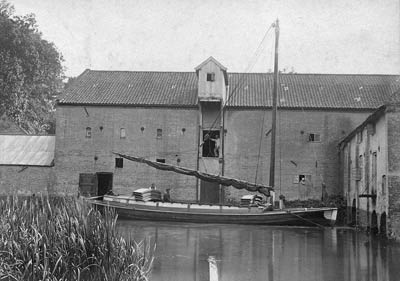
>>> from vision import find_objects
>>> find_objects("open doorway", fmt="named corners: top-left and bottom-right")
top-left (380, 212), bottom-right (387, 236)
top-left (97, 172), bottom-right (113, 198)
top-left (351, 198), bottom-right (357, 226)
top-left (202, 130), bottom-right (220, 157)
top-left (371, 210), bottom-right (378, 235)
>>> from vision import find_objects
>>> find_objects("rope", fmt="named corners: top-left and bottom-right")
top-left (202, 23), bottom-right (275, 137)
top-left (134, 25), bottom-right (277, 162)
top-left (285, 210), bottom-right (326, 229)
top-left (255, 32), bottom-right (276, 186)
top-left (255, 109), bottom-right (267, 184)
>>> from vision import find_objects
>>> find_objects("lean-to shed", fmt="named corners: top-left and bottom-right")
top-left (0, 135), bottom-right (56, 195)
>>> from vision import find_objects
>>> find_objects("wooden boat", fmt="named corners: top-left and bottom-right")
top-left (88, 195), bottom-right (338, 226)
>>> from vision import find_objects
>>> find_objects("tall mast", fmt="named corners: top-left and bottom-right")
top-left (269, 19), bottom-right (279, 189)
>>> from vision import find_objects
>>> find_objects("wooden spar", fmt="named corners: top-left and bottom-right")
top-left (113, 152), bottom-right (273, 195)
top-left (269, 19), bottom-right (280, 189)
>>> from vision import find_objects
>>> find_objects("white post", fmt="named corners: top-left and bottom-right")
top-left (208, 256), bottom-right (219, 281)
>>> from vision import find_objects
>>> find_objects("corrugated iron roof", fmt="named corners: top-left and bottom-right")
top-left (0, 135), bottom-right (55, 166)
top-left (59, 70), bottom-right (400, 110)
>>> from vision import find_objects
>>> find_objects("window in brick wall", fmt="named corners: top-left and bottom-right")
top-left (356, 131), bottom-right (363, 144)
top-left (120, 128), bottom-right (126, 139)
top-left (206, 73), bottom-right (215, 82)
top-left (115, 158), bottom-right (123, 168)
top-left (156, 158), bottom-right (166, 163)
top-left (86, 127), bottom-right (92, 138)
top-left (308, 133), bottom-right (321, 142)
top-left (382, 175), bottom-right (386, 196)
top-left (367, 123), bottom-right (376, 135)
top-left (294, 174), bottom-right (312, 184)
top-left (157, 129), bottom-right (162, 139)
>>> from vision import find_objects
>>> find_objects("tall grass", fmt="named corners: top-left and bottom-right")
top-left (0, 196), bottom-right (154, 281)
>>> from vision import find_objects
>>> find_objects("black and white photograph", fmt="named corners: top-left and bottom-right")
top-left (1, 0), bottom-right (400, 280)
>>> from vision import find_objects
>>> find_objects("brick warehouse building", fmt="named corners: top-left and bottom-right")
top-left (55, 57), bottom-right (400, 203)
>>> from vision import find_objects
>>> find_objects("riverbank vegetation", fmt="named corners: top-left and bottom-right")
top-left (0, 196), bottom-right (153, 280)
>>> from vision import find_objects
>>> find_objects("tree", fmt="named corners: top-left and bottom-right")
top-left (0, 0), bottom-right (64, 134)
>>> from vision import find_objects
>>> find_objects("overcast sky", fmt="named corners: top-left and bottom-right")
top-left (11, 0), bottom-right (400, 77)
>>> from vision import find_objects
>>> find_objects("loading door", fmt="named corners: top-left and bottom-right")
top-left (200, 180), bottom-right (219, 204)
top-left (78, 173), bottom-right (96, 197)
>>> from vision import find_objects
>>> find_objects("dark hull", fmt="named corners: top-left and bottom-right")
top-left (89, 198), bottom-right (337, 227)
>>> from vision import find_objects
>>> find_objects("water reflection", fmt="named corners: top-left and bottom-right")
top-left (117, 220), bottom-right (400, 281)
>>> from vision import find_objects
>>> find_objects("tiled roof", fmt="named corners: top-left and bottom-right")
top-left (227, 73), bottom-right (400, 109)
top-left (0, 135), bottom-right (55, 166)
top-left (59, 69), bottom-right (400, 110)
top-left (60, 70), bottom-right (198, 107)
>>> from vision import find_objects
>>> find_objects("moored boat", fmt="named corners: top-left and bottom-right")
top-left (88, 194), bottom-right (337, 226)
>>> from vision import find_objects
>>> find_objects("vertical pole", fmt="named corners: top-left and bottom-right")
top-left (220, 95), bottom-right (226, 204)
top-left (269, 19), bottom-right (279, 189)
top-left (196, 102), bottom-right (202, 203)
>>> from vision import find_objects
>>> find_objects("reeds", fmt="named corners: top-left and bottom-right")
top-left (0, 196), bottom-right (154, 281)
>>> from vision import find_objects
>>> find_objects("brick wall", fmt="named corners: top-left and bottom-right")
top-left (56, 105), bottom-right (373, 202)
top-left (339, 104), bottom-right (400, 239)
top-left (55, 105), bottom-right (199, 200)
top-left (0, 166), bottom-right (55, 195)
top-left (224, 109), bottom-right (370, 200)
top-left (387, 105), bottom-right (400, 238)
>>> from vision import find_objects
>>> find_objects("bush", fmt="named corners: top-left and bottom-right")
top-left (0, 196), bottom-right (153, 280)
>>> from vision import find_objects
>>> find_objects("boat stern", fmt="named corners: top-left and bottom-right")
top-left (323, 208), bottom-right (338, 226)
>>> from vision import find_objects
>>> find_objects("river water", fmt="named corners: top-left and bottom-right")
top-left (117, 220), bottom-right (400, 281)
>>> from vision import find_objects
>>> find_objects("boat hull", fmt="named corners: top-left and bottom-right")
top-left (88, 196), bottom-right (337, 226)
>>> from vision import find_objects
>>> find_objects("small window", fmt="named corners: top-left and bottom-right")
top-left (367, 123), bottom-right (376, 135)
top-left (206, 73), bottom-right (215, 82)
top-left (382, 175), bottom-right (386, 196)
top-left (308, 133), bottom-right (321, 142)
top-left (86, 127), bottom-right (92, 138)
top-left (358, 155), bottom-right (363, 169)
top-left (296, 174), bottom-right (311, 185)
top-left (115, 158), bottom-right (123, 168)
top-left (356, 131), bottom-right (363, 144)
top-left (156, 158), bottom-right (166, 163)
top-left (120, 128), bottom-right (126, 139)
top-left (157, 129), bottom-right (162, 139)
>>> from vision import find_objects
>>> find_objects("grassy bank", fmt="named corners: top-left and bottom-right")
top-left (0, 196), bottom-right (153, 281)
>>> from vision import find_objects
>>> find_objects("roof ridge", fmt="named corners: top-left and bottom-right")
top-left (76, 68), bottom-right (400, 78)
top-left (227, 72), bottom-right (400, 76)
top-left (87, 70), bottom-right (196, 74)
top-left (84, 70), bottom-right (400, 77)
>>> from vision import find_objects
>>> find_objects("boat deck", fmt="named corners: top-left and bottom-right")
top-left (100, 195), bottom-right (334, 215)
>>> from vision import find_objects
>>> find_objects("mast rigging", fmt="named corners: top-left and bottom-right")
top-left (269, 19), bottom-right (279, 189)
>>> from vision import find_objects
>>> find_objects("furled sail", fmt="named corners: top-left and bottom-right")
top-left (113, 152), bottom-right (273, 196)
